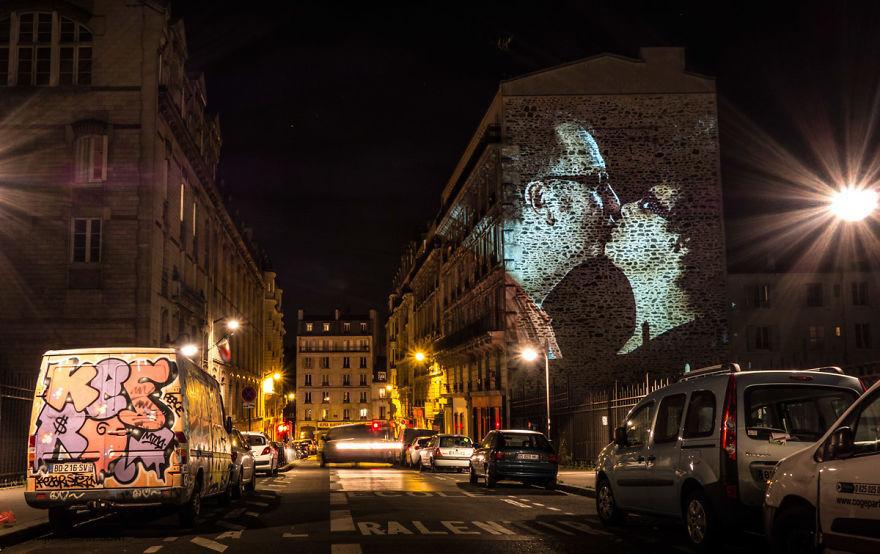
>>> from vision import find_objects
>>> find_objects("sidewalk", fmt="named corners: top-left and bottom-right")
top-left (0, 485), bottom-right (48, 545)
top-left (556, 469), bottom-right (596, 496)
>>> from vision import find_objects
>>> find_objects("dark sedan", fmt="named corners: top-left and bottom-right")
top-left (469, 430), bottom-right (558, 489)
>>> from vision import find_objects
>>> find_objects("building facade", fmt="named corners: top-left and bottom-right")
top-left (0, 1), bottom-right (285, 433)
top-left (387, 48), bottom-right (729, 442)
top-left (294, 309), bottom-right (382, 438)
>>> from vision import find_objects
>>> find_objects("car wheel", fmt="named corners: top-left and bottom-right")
top-left (232, 471), bottom-right (245, 500)
top-left (544, 479), bottom-right (557, 491)
top-left (48, 507), bottom-right (74, 535)
top-left (430, 459), bottom-right (437, 473)
top-left (178, 480), bottom-right (202, 528)
top-left (469, 465), bottom-right (478, 484)
top-left (771, 505), bottom-right (817, 554)
top-left (247, 468), bottom-right (256, 493)
top-left (484, 464), bottom-right (497, 489)
top-left (418, 460), bottom-right (425, 472)
top-left (596, 477), bottom-right (624, 525)
top-left (684, 489), bottom-right (717, 550)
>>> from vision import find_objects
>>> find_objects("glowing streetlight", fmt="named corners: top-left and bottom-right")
top-left (180, 344), bottom-right (199, 358)
top-left (521, 347), bottom-right (539, 362)
top-left (273, 372), bottom-right (282, 381)
top-left (287, 392), bottom-right (295, 401)
top-left (521, 343), bottom-right (551, 440)
top-left (226, 319), bottom-right (240, 332)
top-left (829, 186), bottom-right (878, 222)
top-left (414, 351), bottom-right (426, 362)
top-left (385, 384), bottom-right (393, 391)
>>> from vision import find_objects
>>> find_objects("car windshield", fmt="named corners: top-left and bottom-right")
top-left (439, 436), bottom-right (473, 448)
top-left (498, 432), bottom-right (551, 450)
top-left (745, 385), bottom-right (857, 442)
top-left (245, 434), bottom-right (266, 446)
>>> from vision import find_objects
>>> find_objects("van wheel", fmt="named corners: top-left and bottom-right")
top-left (179, 480), bottom-right (202, 528)
top-left (684, 489), bottom-right (717, 550)
top-left (771, 505), bottom-right (817, 554)
top-left (48, 507), bottom-right (74, 535)
top-left (596, 477), bottom-right (624, 525)
top-left (469, 465), bottom-right (478, 484)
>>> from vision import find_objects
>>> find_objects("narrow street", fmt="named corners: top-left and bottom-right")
top-left (7, 460), bottom-right (765, 554)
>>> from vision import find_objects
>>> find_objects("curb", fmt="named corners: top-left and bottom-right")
top-left (0, 520), bottom-right (50, 548)
top-left (557, 483), bottom-right (595, 498)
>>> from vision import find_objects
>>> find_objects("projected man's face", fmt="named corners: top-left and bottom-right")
top-left (513, 122), bottom-right (621, 304)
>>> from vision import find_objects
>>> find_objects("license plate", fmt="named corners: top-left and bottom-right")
top-left (519, 453), bottom-right (540, 460)
top-left (760, 469), bottom-right (774, 481)
top-left (50, 462), bottom-right (94, 473)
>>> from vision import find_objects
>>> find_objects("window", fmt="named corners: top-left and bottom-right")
top-left (359, 408), bottom-right (368, 420)
top-left (360, 322), bottom-right (368, 332)
top-left (303, 373), bottom-right (312, 386)
top-left (745, 386), bottom-right (857, 442)
top-left (343, 408), bottom-right (350, 421)
top-left (342, 373), bottom-right (351, 386)
top-left (360, 374), bottom-right (367, 386)
top-left (343, 357), bottom-right (350, 369)
top-left (379, 406), bottom-right (386, 419)
top-left (653, 394), bottom-right (686, 443)
top-left (359, 356), bottom-right (367, 369)
top-left (625, 402), bottom-right (654, 447)
top-left (320, 357), bottom-right (330, 369)
top-left (71, 218), bottom-right (101, 263)
top-left (304, 391), bottom-right (312, 404)
top-left (323, 323), bottom-right (330, 332)
top-left (379, 388), bottom-right (385, 399)
top-left (322, 374), bottom-right (329, 386)
top-left (322, 391), bottom-right (330, 403)
top-left (750, 284), bottom-right (770, 308)
top-left (852, 282), bottom-right (869, 306)
top-left (305, 408), bottom-right (312, 420)
top-left (851, 391), bottom-right (880, 456)
top-left (683, 391), bottom-right (716, 438)
top-left (359, 339), bottom-right (369, 351)
top-left (343, 392), bottom-right (350, 403)
top-left (305, 322), bottom-right (313, 332)
top-left (359, 391), bottom-right (367, 403)
top-left (343, 322), bottom-right (351, 332)
top-left (3, 13), bottom-right (93, 86)
top-left (808, 326), bottom-right (825, 350)
top-left (754, 326), bottom-right (771, 350)
top-left (303, 357), bottom-right (313, 370)
top-left (806, 283), bottom-right (823, 307)
top-left (856, 323), bottom-right (872, 349)
top-left (75, 135), bottom-right (107, 183)
top-left (321, 409), bottom-right (328, 420)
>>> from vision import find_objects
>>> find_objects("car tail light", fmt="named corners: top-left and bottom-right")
top-left (721, 374), bottom-right (737, 462)
top-left (262, 447), bottom-right (271, 456)
top-left (547, 454), bottom-right (559, 464)
top-left (493, 451), bottom-right (505, 461)
top-left (434, 447), bottom-right (443, 458)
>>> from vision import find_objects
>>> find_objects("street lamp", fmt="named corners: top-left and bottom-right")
top-left (287, 392), bottom-right (295, 401)
top-left (414, 351), bottom-right (426, 362)
top-left (521, 343), bottom-right (551, 440)
top-left (829, 186), bottom-right (878, 222)
top-left (225, 319), bottom-right (241, 332)
top-left (179, 343), bottom-right (199, 358)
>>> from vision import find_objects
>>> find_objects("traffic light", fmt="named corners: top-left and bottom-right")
top-left (277, 422), bottom-right (289, 435)
top-left (371, 420), bottom-right (381, 431)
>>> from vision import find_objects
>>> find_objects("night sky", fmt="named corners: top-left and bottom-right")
top-left (172, 1), bottom-right (880, 330)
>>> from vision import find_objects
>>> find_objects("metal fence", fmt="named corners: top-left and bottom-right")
top-left (0, 375), bottom-right (35, 486)
top-left (512, 374), bottom-right (671, 465)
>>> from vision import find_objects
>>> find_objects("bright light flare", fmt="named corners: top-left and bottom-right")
top-left (226, 319), bottom-right (240, 331)
top-left (829, 186), bottom-right (878, 222)
top-left (273, 372), bottom-right (282, 381)
top-left (521, 347), bottom-right (539, 362)
top-left (333, 441), bottom-right (400, 450)
top-left (180, 344), bottom-right (199, 357)
top-left (414, 351), bottom-right (426, 362)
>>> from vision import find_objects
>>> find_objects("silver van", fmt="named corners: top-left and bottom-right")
top-left (595, 363), bottom-right (864, 550)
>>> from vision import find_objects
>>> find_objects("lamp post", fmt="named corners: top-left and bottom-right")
top-left (522, 341), bottom-right (551, 440)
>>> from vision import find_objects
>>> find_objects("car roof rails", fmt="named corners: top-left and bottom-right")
top-left (679, 362), bottom-right (741, 382)
top-left (804, 366), bottom-right (844, 375)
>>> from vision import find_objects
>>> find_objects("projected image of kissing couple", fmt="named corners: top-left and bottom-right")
top-left (508, 121), bottom-right (698, 360)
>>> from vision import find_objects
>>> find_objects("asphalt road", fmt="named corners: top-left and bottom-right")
top-left (6, 460), bottom-right (767, 553)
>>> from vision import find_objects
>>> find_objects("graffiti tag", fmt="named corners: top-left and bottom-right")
top-left (35, 473), bottom-right (97, 490)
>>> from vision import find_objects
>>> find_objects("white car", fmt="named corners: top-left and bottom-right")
top-left (409, 437), bottom-right (432, 467)
top-left (419, 434), bottom-right (474, 472)
top-left (241, 432), bottom-right (278, 475)
top-left (764, 378), bottom-right (880, 554)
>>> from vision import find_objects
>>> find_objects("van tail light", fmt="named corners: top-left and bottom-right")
top-left (493, 451), bottom-right (505, 461)
top-left (28, 435), bottom-right (36, 448)
top-left (28, 435), bottom-right (36, 465)
top-left (434, 448), bottom-right (443, 458)
top-left (173, 431), bottom-right (188, 465)
top-left (262, 447), bottom-right (271, 456)
top-left (721, 374), bottom-right (737, 462)
top-left (547, 454), bottom-right (559, 464)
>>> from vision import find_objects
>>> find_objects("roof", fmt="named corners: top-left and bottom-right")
top-left (44, 347), bottom-right (177, 356)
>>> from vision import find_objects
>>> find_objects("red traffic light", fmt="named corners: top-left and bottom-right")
top-left (371, 420), bottom-right (380, 431)
top-left (277, 423), bottom-right (288, 433)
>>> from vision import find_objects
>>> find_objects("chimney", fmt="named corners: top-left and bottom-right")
top-left (334, 308), bottom-right (341, 320)
top-left (297, 309), bottom-right (304, 320)
top-left (639, 47), bottom-right (685, 71)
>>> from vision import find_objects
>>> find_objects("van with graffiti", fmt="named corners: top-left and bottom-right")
top-left (25, 348), bottom-right (235, 531)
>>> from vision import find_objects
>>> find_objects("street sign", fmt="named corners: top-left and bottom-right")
top-left (243, 400), bottom-right (255, 409)
top-left (242, 386), bottom-right (257, 402)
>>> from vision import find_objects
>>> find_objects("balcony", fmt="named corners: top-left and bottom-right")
top-left (299, 346), bottom-right (371, 353)
top-left (434, 315), bottom-right (500, 352)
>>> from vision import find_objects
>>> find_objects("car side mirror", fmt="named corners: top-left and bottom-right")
top-left (224, 416), bottom-right (233, 435)
top-left (613, 426), bottom-right (628, 447)
top-left (827, 426), bottom-right (855, 460)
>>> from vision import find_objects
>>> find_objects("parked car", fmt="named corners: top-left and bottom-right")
top-left (419, 434), bottom-right (474, 472)
top-left (594, 363), bottom-right (864, 550)
top-left (469, 430), bottom-right (558, 488)
top-left (408, 437), bottom-right (433, 467)
top-left (397, 428), bottom-right (435, 466)
top-left (25, 348), bottom-right (234, 531)
top-left (319, 422), bottom-right (396, 466)
top-left (229, 428), bottom-right (256, 497)
top-left (242, 431), bottom-right (278, 475)
top-left (272, 440), bottom-right (295, 467)
top-left (764, 377), bottom-right (880, 553)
